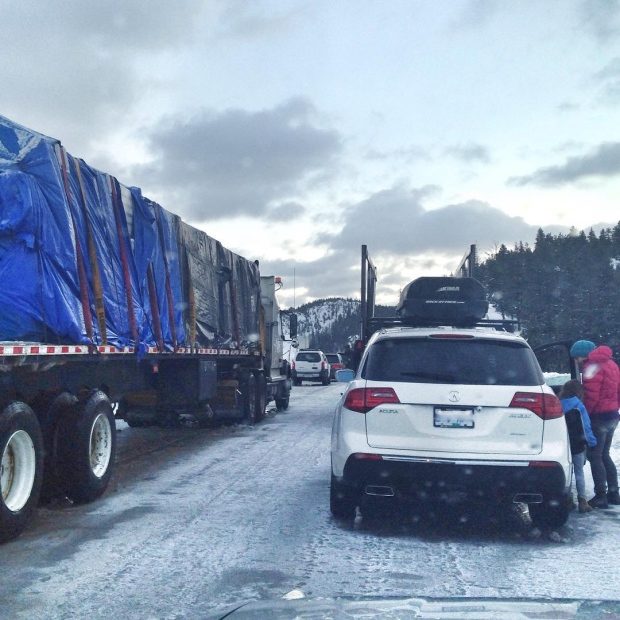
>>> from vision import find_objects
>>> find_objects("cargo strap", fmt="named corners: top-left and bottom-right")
top-left (73, 157), bottom-right (107, 344)
top-left (154, 206), bottom-right (178, 350)
top-left (147, 263), bottom-right (164, 352)
top-left (56, 145), bottom-right (94, 346)
top-left (108, 176), bottom-right (139, 346)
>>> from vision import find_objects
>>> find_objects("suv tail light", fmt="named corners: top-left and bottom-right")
top-left (344, 387), bottom-right (400, 413)
top-left (291, 360), bottom-right (296, 370)
top-left (321, 361), bottom-right (326, 370)
top-left (509, 392), bottom-right (563, 420)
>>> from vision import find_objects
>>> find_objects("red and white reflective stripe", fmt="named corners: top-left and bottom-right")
top-left (0, 344), bottom-right (260, 357)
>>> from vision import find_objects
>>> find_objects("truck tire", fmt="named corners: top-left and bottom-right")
top-left (0, 402), bottom-right (44, 543)
top-left (330, 474), bottom-right (356, 521)
top-left (240, 373), bottom-right (257, 424)
top-left (254, 373), bottom-right (267, 422)
top-left (275, 395), bottom-right (290, 411)
top-left (529, 493), bottom-right (571, 529)
top-left (57, 391), bottom-right (116, 504)
top-left (40, 392), bottom-right (78, 501)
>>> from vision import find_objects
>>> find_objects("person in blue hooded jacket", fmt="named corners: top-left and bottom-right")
top-left (559, 379), bottom-right (597, 512)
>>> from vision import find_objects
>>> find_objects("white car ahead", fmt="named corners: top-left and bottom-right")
top-left (331, 326), bottom-right (572, 528)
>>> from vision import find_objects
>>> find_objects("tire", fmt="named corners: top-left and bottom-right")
top-left (57, 391), bottom-right (116, 504)
top-left (293, 378), bottom-right (302, 386)
top-left (275, 395), bottom-right (290, 411)
top-left (40, 392), bottom-right (78, 501)
top-left (240, 373), bottom-right (257, 424)
top-left (529, 493), bottom-right (571, 529)
top-left (330, 474), bottom-right (356, 520)
top-left (321, 377), bottom-right (330, 386)
top-left (0, 402), bottom-right (44, 543)
top-left (254, 373), bottom-right (267, 422)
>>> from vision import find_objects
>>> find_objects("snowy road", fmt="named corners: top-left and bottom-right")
top-left (2, 384), bottom-right (620, 618)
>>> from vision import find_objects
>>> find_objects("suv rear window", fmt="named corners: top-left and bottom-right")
top-left (362, 337), bottom-right (543, 386)
top-left (296, 352), bottom-right (321, 362)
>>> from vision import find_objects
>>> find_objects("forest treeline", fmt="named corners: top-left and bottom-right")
top-left (477, 225), bottom-right (620, 349)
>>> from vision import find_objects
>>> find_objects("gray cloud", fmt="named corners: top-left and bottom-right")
top-left (318, 186), bottom-right (553, 255)
top-left (592, 57), bottom-right (620, 103)
top-left (445, 143), bottom-right (491, 163)
top-left (452, 0), bottom-right (501, 30)
top-left (579, 0), bottom-right (620, 43)
top-left (214, 1), bottom-right (307, 40)
top-left (509, 142), bottom-right (620, 186)
top-left (0, 1), bottom-right (203, 150)
top-left (263, 185), bottom-right (576, 303)
top-left (266, 201), bottom-right (306, 220)
top-left (133, 98), bottom-right (342, 220)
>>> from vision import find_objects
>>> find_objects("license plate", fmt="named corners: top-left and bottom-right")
top-left (434, 407), bottom-right (475, 429)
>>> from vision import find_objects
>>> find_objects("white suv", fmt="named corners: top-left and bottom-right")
top-left (331, 326), bottom-right (572, 528)
top-left (292, 350), bottom-right (331, 385)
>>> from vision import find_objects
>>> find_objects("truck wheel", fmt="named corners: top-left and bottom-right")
top-left (40, 392), bottom-right (78, 501)
top-left (0, 402), bottom-right (44, 543)
top-left (275, 395), bottom-right (290, 411)
top-left (254, 374), bottom-right (267, 422)
top-left (240, 373), bottom-right (257, 424)
top-left (529, 494), bottom-right (570, 529)
top-left (57, 391), bottom-right (116, 504)
top-left (330, 474), bottom-right (356, 520)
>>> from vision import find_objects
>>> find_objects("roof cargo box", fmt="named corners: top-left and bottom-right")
top-left (396, 277), bottom-right (488, 326)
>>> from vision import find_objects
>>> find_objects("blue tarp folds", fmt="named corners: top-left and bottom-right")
top-left (0, 114), bottom-right (259, 350)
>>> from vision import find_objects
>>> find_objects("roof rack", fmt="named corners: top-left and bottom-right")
top-left (367, 316), bottom-right (519, 337)
top-left (359, 245), bottom-right (520, 343)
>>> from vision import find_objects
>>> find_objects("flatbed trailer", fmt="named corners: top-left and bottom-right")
top-left (0, 115), bottom-right (292, 542)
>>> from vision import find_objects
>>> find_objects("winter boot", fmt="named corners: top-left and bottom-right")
top-left (607, 490), bottom-right (620, 505)
top-left (578, 497), bottom-right (593, 513)
top-left (589, 493), bottom-right (609, 509)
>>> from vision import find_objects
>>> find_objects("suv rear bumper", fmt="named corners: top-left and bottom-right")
top-left (340, 454), bottom-right (568, 503)
top-left (292, 370), bottom-right (329, 381)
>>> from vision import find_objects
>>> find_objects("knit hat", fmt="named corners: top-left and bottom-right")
top-left (569, 340), bottom-right (595, 358)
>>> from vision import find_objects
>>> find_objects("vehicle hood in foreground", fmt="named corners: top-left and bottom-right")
top-left (211, 596), bottom-right (619, 619)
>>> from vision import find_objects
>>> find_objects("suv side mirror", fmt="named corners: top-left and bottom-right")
top-left (289, 313), bottom-right (298, 338)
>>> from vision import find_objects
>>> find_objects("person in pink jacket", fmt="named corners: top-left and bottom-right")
top-left (580, 344), bottom-right (620, 508)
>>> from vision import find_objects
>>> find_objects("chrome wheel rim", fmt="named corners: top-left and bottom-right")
top-left (89, 413), bottom-right (112, 478)
top-left (1, 430), bottom-right (36, 512)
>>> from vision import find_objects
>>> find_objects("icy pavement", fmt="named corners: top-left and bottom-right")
top-left (1, 384), bottom-right (619, 618)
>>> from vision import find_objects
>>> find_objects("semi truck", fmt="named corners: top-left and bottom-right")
top-left (0, 115), bottom-right (293, 542)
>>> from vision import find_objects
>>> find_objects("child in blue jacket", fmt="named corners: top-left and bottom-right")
top-left (559, 380), bottom-right (597, 512)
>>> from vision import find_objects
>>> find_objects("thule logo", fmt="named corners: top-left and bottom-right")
top-left (437, 286), bottom-right (460, 292)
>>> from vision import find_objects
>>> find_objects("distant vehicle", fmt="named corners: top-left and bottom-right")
top-left (330, 247), bottom-right (573, 529)
top-left (292, 350), bottom-right (331, 385)
top-left (326, 353), bottom-right (344, 380)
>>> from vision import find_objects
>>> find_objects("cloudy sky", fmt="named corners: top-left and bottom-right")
top-left (3, 0), bottom-right (620, 305)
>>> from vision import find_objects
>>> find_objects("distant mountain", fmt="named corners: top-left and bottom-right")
top-left (282, 298), bottom-right (394, 353)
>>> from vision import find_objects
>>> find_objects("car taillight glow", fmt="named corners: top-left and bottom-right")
top-left (509, 392), bottom-right (563, 420)
top-left (344, 387), bottom-right (400, 413)
top-left (291, 360), bottom-right (295, 370)
top-left (321, 361), bottom-right (326, 369)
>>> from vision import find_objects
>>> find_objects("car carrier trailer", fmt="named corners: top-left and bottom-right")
top-left (0, 115), bottom-right (292, 542)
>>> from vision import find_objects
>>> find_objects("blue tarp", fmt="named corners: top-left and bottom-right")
top-left (0, 114), bottom-right (259, 350)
